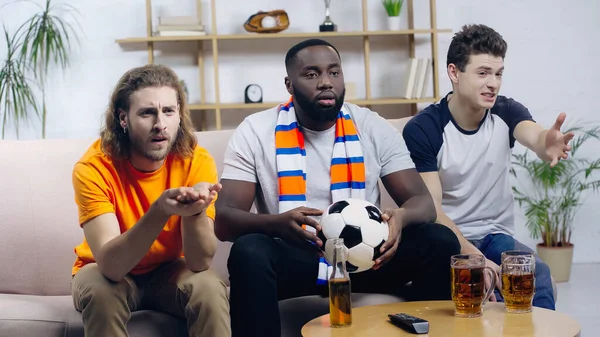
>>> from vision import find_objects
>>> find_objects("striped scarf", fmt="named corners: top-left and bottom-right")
top-left (275, 97), bottom-right (366, 284)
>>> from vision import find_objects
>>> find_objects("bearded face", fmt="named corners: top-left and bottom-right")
top-left (120, 86), bottom-right (180, 171)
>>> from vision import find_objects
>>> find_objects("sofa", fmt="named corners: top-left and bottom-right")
top-left (0, 118), bottom-right (416, 337)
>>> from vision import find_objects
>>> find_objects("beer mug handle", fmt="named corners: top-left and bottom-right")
top-left (482, 266), bottom-right (497, 306)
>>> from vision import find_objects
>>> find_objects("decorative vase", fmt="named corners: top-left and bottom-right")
top-left (536, 243), bottom-right (574, 282)
top-left (387, 16), bottom-right (401, 30)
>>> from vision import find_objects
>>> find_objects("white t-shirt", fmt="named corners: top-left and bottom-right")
top-left (221, 102), bottom-right (415, 214)
top-left (402, 92), bottom-right (534, 240)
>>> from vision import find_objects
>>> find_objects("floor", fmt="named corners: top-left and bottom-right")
top-left (555, 263), bottom-right (600, 336)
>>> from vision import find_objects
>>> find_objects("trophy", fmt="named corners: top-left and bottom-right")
top-left (319, 0), bottom-right (337, 32)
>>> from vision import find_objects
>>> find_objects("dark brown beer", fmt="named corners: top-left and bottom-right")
top-left (502, 272), bottom-right (534, 312)
top-left (451, 266), bottom-right (485, 317)
top-left (329, 279), bottom-right (352, 327)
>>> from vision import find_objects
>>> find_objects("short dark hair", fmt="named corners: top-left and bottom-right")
top-left (447, 24), bottom-right (507, 72)
top-left (285, 38), bottom-right (341, 71)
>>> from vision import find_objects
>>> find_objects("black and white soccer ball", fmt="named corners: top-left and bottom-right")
top-left (317, 198), bottom-right (389, 273)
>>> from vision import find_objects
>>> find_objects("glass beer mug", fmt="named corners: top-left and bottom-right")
top-left (500, 250), bottom-right (536, 313)
top-left (450, 254), bottom-right (497, 317)
top-left (328, 238), bottom-right (352, 327)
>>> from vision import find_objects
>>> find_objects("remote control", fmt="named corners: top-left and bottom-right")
top-left (388, 313), bottom-right (429, 334)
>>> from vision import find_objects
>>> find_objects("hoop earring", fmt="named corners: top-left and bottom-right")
top-left (123, 126), bottom-right (128, 134)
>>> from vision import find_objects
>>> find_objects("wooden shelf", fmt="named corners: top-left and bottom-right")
top-left (119, 0), bottom-right (451, 130)
top-left (116, 35), bottom-right (212, 43)
top-left (218, 28), bottom-right (451, 40)
top-left (188, 97), bottom-right (438, 110)
top-left (116, 29), bottom-right (452, 44)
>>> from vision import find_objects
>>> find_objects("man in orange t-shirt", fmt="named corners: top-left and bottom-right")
top-left (70, 64), bottom-right (230, 337)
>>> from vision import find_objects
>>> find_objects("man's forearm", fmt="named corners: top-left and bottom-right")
top-left (182, 213), bottom-right (218, 272)
top-left (398, 193), bottom-right (437, 228)
top-left (516, 122), bottom-right (549, 161)
top-left (215, 206), bottom-right (279, 242)
top-left (533, 129), bottom-right (550, 160)
top-left (437, 212), bottom-right (481, 255)
top-left (97, 204), bottom-right (171, 282)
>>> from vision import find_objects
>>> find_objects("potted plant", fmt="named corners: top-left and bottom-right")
top-left (510, 123), bottom-right (600, 282)
top-left (382, 0), bottom-right (404, 31)
top-left (0, 0), bottom-right (80, 139)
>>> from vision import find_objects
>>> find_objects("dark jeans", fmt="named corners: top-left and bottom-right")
top-left (227, 222), bottom-right (461, 337)
top-left (469, 233), bottom-right (556, 310)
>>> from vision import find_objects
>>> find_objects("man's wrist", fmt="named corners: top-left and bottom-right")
top-left (187, 210), bottom-right (206, 218)
top-left (535, 129), bottom-right (549, 159)
top-left (151, 201), bottom-right (172, 219)
top-left (263, 213), bottom-right (282, 237)
top-left (393, 208), bottom-right (407, 229)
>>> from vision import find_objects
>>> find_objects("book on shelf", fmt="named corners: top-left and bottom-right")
top-left (155, 15), bottom-right (206, 36)
top-left (159, 16), bottom-right (200, 26)
top-left (157, 30), bottom-right (206, 36)
top-left (156, 24), bottom-right (205, 31)
top-left (400, 57), bottom-right (432, 99)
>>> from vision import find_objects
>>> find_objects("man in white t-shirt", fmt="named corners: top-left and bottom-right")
top-left (403, 24), bottom-right (574, 310)
top-left (214, 38), bottom-right (461, 337)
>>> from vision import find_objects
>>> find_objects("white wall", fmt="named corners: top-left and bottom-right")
top-left (1, 0), bottom-right (598, 262)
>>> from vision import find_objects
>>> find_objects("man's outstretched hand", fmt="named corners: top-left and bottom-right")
top-left (544, 112), bottom-right (575, 167)
top-left (158, 183), bottom-right (222, 217)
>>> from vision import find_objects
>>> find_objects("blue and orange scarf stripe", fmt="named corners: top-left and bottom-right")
top-left (275, 97), bottom-right (366, 208)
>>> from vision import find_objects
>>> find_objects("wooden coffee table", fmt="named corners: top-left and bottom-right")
top-left (302, 300), bottom-right (581, 337)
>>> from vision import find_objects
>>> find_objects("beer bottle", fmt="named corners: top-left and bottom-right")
top-left (328, 238), bottom-right (352, 327)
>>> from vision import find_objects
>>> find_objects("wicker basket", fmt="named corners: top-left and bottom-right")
top-left (243, 10), bottom-right (290, 34)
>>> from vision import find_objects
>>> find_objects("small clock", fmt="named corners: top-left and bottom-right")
top-left (245, 84), bottom-right (263, 103)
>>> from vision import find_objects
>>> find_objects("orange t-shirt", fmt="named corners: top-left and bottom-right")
top-left (71, 139), bottom-right (218, 276)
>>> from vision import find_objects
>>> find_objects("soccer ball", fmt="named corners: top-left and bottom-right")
top-left (317, 198), bottom-right (389, 273)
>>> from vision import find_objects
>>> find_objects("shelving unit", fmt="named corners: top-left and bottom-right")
top-left (116, 0), bottom-right (451, 130)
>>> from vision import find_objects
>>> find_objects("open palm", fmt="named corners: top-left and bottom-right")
top-left (545, 112), bottom-right (575, 167)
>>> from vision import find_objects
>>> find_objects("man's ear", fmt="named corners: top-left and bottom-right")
top-left (284, 76), bottom-right (293, 95)
top-left (447, 63), bottom-right (459, 86)
top-left (118, 109), bottom-right (128, 129)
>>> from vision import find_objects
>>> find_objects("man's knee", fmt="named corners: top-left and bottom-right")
top-left (425, 223), bottom-right (461, 256)
top-left (180, 269), bottom-right (229, 309)
top-left (535, 259), bottom-right (552, 281)
top-left (535, 260), bottom-right (554, 292)
top-left (71, 263), bottom-right (137, 314)
top-left (533, 259), bottom-right (556, 307)
top-left (227, 233), bottom-right (274, 273)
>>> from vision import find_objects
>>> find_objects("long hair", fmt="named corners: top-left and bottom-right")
top-left (100, 64), bottom-right (197, 160)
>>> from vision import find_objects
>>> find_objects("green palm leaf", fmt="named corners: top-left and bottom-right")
top-left (13, 0), bottom-right (81, 138)
top-left (0, 26), bottom-right (39, 139)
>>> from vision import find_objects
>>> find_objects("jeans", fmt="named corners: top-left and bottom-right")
top-left (469, 233), bottom-right (555, 310)
top-left (227, 222), bottom-right (461, 337)
top-left (71, 259), bottom-right (231, 337)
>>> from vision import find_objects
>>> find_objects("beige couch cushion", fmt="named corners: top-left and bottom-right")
top-left (0, 138), bottom-right (96, 296)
